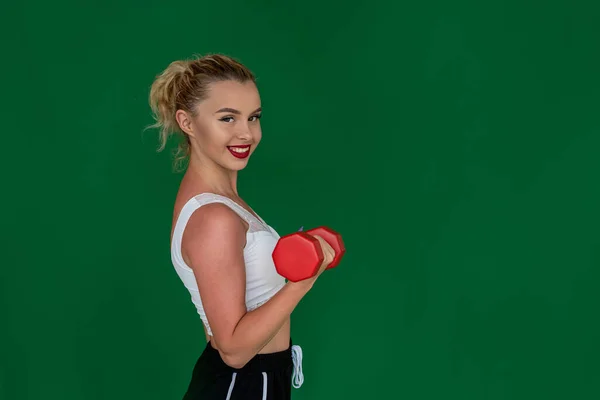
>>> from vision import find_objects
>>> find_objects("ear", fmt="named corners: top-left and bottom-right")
top-left (175, 109), bottom-right (196, 138)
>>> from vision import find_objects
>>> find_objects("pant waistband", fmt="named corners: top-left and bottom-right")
top-left (204, 339), bottom-right (294, 373)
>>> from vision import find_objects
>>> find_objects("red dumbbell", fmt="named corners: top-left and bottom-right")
top-left (304, 226), bottom-right (346, 269)
top-left (272, 226), bottom-right (346, 282)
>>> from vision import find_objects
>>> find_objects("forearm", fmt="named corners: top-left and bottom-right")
top-left (220, 281), bottom-right (311, 367)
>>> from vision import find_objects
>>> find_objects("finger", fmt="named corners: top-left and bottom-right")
top-left (327, 250), bottom-right (334, 262)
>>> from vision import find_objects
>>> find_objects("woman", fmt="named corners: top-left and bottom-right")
top-left (147, 53), bottom-right (335, 399)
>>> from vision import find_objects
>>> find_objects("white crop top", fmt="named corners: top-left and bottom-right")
top-left (170, 193), bottom-right (286, 336)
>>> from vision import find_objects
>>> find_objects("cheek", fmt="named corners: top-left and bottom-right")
top-left (254, 127), bottom-right (263, 143)
top-left (199, 122), bottom-right (229, 149)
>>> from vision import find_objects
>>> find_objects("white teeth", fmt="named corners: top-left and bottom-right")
top-left (230, 147), bottom-right (249, 153)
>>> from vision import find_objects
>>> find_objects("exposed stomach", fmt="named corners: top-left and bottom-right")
top-left (204, 317), bottom-right (292, 355)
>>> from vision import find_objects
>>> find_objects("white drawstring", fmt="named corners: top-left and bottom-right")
top-left (225, 372), bottom-right (237, 400)
top-left (262, 372), bottom-right (268, 400)
top-left (291, 344), bottom-right (304, 388)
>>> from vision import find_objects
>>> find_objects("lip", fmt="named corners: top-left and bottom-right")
top-left (227, 145), bottom-right (251, 159)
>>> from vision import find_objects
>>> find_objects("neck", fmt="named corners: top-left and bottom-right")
top-left (186, 154), bottom-right (238, 197)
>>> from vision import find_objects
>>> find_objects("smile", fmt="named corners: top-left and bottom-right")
top-left (227, 145), bottom-right (251, 159)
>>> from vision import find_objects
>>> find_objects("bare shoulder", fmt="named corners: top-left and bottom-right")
top-left (181, 202), bottom-right (247, 261)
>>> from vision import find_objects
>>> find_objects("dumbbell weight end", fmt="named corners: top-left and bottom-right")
top-left (272, 232), bottom-right (324, 282)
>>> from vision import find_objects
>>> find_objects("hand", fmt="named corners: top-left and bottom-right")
top-left (288, 234), bottom-right (335, 292)
top-left (312, 235), bottom-right (336, 277)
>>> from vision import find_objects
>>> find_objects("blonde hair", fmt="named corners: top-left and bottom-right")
top-left (146, 53), bottom-right (256, 171)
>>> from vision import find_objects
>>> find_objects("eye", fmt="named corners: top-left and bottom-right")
top-left (249, 114), bottom-right (262, 122)
top-left (219, 116), bottom-right (235, 123)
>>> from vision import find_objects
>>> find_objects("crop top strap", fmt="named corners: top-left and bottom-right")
top-left (194, 192), bottom-right (257, 223)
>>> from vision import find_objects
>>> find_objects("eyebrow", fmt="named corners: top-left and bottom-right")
top-left (215, 107), bottom-right (262, 115)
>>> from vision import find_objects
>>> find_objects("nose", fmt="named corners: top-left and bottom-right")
top-left (235, 127), bottom-right (252, 141)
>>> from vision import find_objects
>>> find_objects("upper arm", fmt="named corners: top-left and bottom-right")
top-left (181, 203), bottom-right (248, 347)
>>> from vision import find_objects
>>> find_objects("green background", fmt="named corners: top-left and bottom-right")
top-left (2, 0), bottom-right (599, 399)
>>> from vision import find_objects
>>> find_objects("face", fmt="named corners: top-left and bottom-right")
top-left (177, 80), bottom-right (262, 171)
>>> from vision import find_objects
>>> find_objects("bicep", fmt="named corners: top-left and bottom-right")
top-left (181, 204), bottom-right (248, 344)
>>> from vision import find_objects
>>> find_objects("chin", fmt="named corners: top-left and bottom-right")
top-left (230, 163), bottom-right (249, 171)
top-left (224, 158), bottom-right (250, 171)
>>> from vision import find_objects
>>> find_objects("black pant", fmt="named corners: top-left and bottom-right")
top-left (182, 340), bottom-right (295, 399)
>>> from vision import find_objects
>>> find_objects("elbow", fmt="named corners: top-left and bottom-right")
top-left (212, 332), bottom-right (253, 369)
top-left (216, 339), bottom-right (249, 369)
top-left (219, 350), bottom-right (248, 369)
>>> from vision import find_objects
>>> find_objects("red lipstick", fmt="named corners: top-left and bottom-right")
top-left (227, 144), bottom-right (251, 159)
